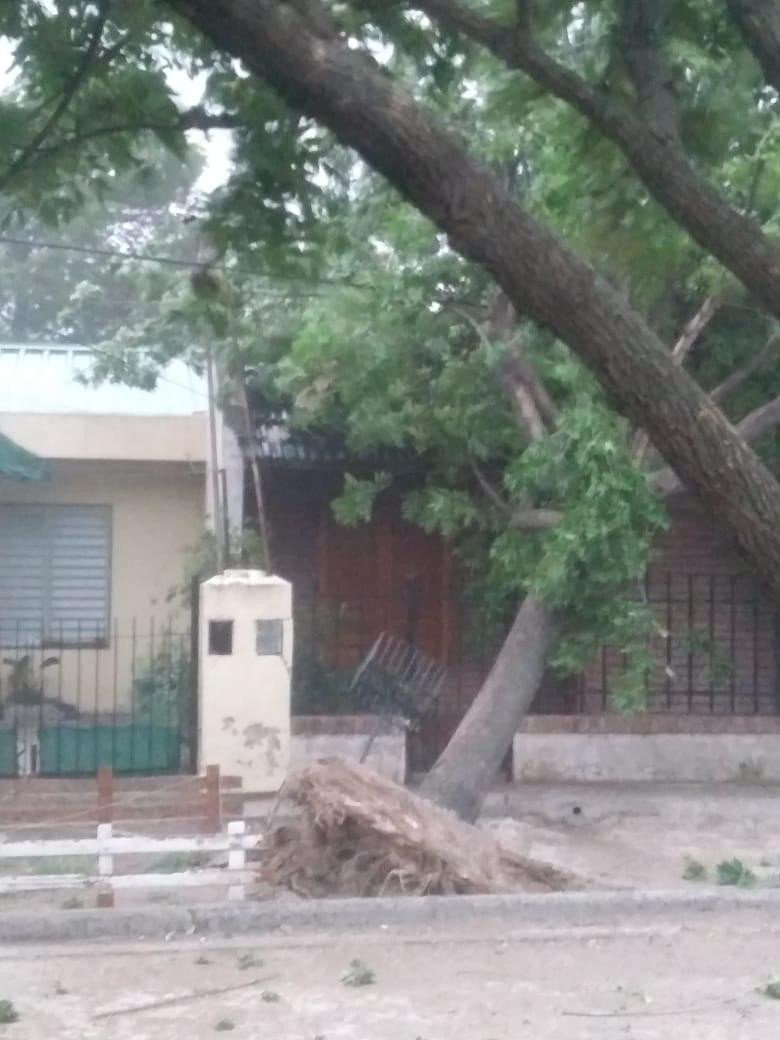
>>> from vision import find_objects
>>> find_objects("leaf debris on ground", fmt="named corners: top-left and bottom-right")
top-left (0, 1000), bottom-right (18, 1025)
top-left (342, 960), bottom-right (376, 987)
top-left (716, 858), bottom-right (756, 887)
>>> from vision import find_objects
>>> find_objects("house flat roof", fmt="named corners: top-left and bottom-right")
top-left (0, 344), bottom-right (207, 417)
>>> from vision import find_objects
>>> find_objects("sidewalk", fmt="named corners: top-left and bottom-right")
top-left (481, 781), bottom-right (780, 889)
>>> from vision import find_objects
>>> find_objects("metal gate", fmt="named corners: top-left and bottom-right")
top-left (0, 592), bottom-right (200, 779)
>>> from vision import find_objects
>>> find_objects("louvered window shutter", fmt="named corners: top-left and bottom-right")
top-left (0, 505), bottom-right (110, 645)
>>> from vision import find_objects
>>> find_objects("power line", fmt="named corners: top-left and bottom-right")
top-left (8, 233), bottom-right (771, 327)
top-left (0, 233), bottom-right (363, 294)
top-left (0, 234), bottom-right (200, 269)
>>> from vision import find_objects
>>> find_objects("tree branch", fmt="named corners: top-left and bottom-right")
top-left (500, 348), bottom-right (558, 432)
top-left (734, 393), bottom-right (780, 443)
top-left (0, 1), bottom-right (111, 193)
top-left (166, 0), bottom-right (780, 603)
top-left (407, 0), bottom-right (780, 323)
top-left (632, 294), bottom-right (720, 463)
top-left (650, 393), bottom-right (780, 494)
top-left (471, 463), bottom-right (562, 530)
top-left (617, 0), bottom-right (679, 141)
top-left (470, 461), bottom-right (511, 514)
top-left (29, 108), bottom-right (244, 162)
top-left (454, 300), bottom-right (549, 440)
top-left (510, 507), bottom-right (563, 530)
top-left (515, 0), bottom-right (531, 32)
top-left (710, 334), bottom-right (778, 403)
top-left (288, 0), bottom-right (340, 39)
top-left (726, 0), bottom-right (780, 92)
top-left (500, 362), bottom-right (547, 441)
top-left (670, 294), bottom-right (721, 366)
top-left (458, 292), bottom-right (559, 438)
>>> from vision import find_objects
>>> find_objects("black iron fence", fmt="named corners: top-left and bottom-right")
top-left (0, 619), bottom-right (196, 778)
top-left (577, 571), bottom-right (780, 715)
top-left (292, 573), bottom-right (780, 768)
top-left (13, 575), bottom-right (767, 779)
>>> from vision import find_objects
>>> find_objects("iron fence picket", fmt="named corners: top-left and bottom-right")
top-left (0, 617), bottom-right (194, 778)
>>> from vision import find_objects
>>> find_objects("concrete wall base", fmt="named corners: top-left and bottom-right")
top-left (514, 716), bottom-right (780, 783)
top-left (291, 716), bottom-right (406, 784)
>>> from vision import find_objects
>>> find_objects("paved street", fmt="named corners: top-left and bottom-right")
top-left (1, 907), bottom-right (779, 1039)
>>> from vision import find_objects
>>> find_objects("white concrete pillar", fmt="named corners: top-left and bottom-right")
top-left (199, 570), bottom-right (292, 792)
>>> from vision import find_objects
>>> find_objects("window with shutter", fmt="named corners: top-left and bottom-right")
top-left (0, 504), bottom-right (111, 646)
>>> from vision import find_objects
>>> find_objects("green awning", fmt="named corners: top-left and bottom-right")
top-left (0, 432), bottom-right (50, 482)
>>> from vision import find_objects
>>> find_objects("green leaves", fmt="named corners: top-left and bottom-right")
top-left (332, 473), bottom-right (392, 526)
top-left (3, 0), bottom-right (776, 716)
top-left (496, 401), bottom-right (668, 704)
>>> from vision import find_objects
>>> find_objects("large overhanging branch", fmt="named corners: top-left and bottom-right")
top-left (27, 108), bottom-right (245, 163)
top-left (166, 0), bottom-right (780, 602)
top-left (726, 0), bottom-right (780, 92)
top-left (403, 0), bottom-right (780, 323)
top-left (650, 393), bottom-right (780, 494)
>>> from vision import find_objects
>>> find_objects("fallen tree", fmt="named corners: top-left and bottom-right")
top-left (168, 0), bottom-right (780, 606)
top-left (162, 0), bottom-right (780, 824)
top-left (6, 2), bottom-right (780, 829)
top-left (262, 759), bottom-right (578, 897)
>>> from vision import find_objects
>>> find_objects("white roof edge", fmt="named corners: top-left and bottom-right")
top-left (0, 343), bottom-right (208, 418)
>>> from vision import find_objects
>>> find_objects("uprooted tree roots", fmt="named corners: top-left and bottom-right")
top-left (261, 759), bottom-right (580, 898)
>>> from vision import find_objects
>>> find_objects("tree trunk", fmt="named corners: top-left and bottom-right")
top-left (167, 0), bottom-right (780, 606)
top-left (412, 0), bottom-right (780, 322)
top-left (726, 0), bottom-right (780, 92)
top-left (418, 596), bottom-right (559, 821)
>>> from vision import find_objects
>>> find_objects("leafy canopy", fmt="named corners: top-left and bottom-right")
top-left (1, 0), bottom-right (779, 706)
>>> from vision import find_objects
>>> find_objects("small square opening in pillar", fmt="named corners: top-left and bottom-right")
top-left (208, 619), bottom-right (233, 655)
top-left (255, 619), bottom-right (283, 656)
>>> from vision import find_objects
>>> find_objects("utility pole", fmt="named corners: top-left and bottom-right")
top-left (238, 371), bottom-right (272, 570)
top-left (206, 346), bottom-right (225, 573)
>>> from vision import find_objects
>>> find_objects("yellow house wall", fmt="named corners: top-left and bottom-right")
top-left (0, 460), bottom-right (205, 712)
top-left (0, 413), bottom-right (207, 463)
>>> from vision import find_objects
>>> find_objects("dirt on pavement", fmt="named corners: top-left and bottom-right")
top-left (481, 782), bottom-right (780, 890)
top-left (1, 908), bottom-right (780, 1039)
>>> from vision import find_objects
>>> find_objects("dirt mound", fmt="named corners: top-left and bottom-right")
top-left (261, 759), bottom-right (579, 897)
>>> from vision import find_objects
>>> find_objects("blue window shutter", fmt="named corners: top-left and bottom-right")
top-left (0, 504), bottom-right (111, 645)
top-left (47, 505), bottom-right (111, 643)
top-left (0, 505), bottom-right (46, 644)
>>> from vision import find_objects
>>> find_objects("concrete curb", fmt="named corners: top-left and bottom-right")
top-left (1, 888), bottom-right (780, 943)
